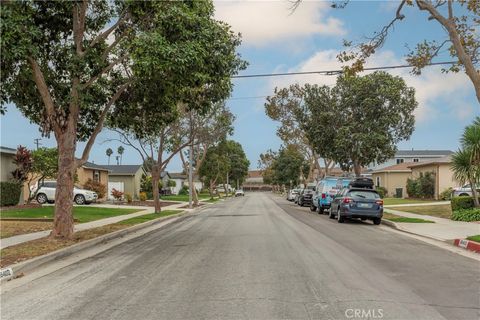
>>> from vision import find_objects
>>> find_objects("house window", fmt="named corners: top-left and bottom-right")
top-left (93, 170), bottom-right (100, 182)
top-left (376, 176), bottom-right (381, 187)
top-left (396, 158), bottom-right (404, 164)
top-left (413, 158), bottom-right (419, 162)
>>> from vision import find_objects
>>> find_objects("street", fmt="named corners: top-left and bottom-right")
top-left (1, 193), bottom-right (479, 320)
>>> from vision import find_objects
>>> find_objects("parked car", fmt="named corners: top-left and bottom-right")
top-left (453, 184), bottom-right (480, 197)
top-left (329, 178), bottom-right (383, 225)
top-left (287, 189), bottom-right (300, 201)
top-left (216, 184), bottom-right (234, 193)
top-left (294, 189), bottom-right (304, 204)
top-left (31, 181), bottom-right (98, 205)
top-left (312, 177), bottom-right (352, 214)
top-left (298, 189), bottom-right (314, 207)
top-left (235, 189), bottom-right (245, 197)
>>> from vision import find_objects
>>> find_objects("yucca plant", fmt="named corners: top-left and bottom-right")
top-left (461, 116), bottom-right (480, 166)
top-left (452, 147), bottom-right (479, 208)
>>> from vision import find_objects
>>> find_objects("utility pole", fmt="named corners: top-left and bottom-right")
top-left (188, 143), bottom-right (193, 209)
top-left (33, 138), bottom-right (42, 150)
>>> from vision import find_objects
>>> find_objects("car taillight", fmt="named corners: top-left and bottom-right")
top-left (321, 193), bottom-right (326, 199)
top-left (376, 200), bottom-right (384, 206)
top-left (343, 197), bottom-right (353, 204)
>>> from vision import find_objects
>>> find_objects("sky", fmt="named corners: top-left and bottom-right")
top-left (1, 0), bottom-right (479, 171)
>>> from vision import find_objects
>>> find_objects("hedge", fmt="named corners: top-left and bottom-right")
top-left (452, 208), bottom-right (480, 222)
top-left (375, 187), bottom-right (387, 198)
top-left (0, 181), bottom-right (22, 206)
top-left (451, 196), bottom-right (475, 211)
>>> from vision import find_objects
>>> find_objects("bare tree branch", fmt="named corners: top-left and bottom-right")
top-left (82, 53), bottom-right (129, 89)
top-left (89, 10), bottom-right (129, 49)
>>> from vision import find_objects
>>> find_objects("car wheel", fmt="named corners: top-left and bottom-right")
top-left (459, 193), bottom-right (469, 197)
top-left (337, 209), bottom-right (345, 223)
top-left (74, 194), bottom-right (86, 205)
top-left (310, 204), bottom-right (316, 212)
top-left (361, 218), bottom-right (367, 221)
top-left (329, 209), bottom-right (335, 219)
top-left (36, 193), bottom-right (47, 204)
top-left (319, 207), bottom-right (324, 215)
top-left (373, 218), bottom-right (381, 225)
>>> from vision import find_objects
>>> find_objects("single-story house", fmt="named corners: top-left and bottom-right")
top-left (103, 165), bottom-right (146, 200)
top-left (243, 170), bottom-right (272, 191)
top-left (407, 156), bottom-right (460, 200)
top-left (169, 172), bottom-right (203, 194)
top-left (372, 162), bottom-right (413, 198)
top-left (0, 146), bottom-right (17, 182)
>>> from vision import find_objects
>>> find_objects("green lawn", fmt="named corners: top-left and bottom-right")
top-left (160, 194), bottom-right (212, 202)
top-left (117, 210), bottom-right (182, 225)
top-left (0, 206), bottom-right (141, 223)
top-left (466, 235), bottom-right (480, 243)
top-left (383, 198), bottom-right (440, 206)
top-left (388, 204), bottom-right (452, 219)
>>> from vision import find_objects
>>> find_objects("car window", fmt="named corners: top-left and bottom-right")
top-left (43, 182), bottom-right (56, 188)
top-left (348, 190), bottom-right (380, 199)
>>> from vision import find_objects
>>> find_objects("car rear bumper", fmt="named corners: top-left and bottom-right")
top-left (342, 209), bottom-right (383, 219)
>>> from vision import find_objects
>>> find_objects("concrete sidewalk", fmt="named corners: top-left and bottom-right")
top-left (0, 202), bottom-right (192, 250)
top-left (384, 207), bottom-right (480, 241)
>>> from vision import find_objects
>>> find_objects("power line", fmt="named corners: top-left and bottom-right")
top-left (232, 60), bottom-right (458, 79)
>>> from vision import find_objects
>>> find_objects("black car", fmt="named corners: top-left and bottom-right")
top-left (328, 178), bottom-right (383, 225)
top-left (297, 189), bottom-right (314, 207)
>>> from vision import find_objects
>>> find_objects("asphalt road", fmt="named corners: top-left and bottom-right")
top-left (1, 193), bottom-right (479, 320)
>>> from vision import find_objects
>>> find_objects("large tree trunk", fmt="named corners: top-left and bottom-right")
top-left (353, 160), bottom-right (362, 177)
top-left (50, 131), bottom-right (76, 239)
top-left (151, 168), bottom-right (161, 213)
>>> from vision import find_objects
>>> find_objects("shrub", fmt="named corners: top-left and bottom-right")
top-left (375, 187), bottom-right (387, 198)
top-left (178, 185), bottom-right (189, 195)
top-left (452, 208), bottom-right (480, 222)
top-left (83, 179), bottom-right (107, 199)
top-left (439, 187), bottom-right (453, 201)
top-left (125, 193), bottom-right (132, 203)
top-left (451, 196), bottom-right (475, 211)
top-left (111, 188), bottom-right (124, 201)
top-left (0, 181), bottom-right (22, 206)
top-left (167, 179), bottom-right (176, 187)
top-left (406, 178), bottom-right (420, 198)
top-left (139, 192), bottom-right (147, 201)
top-left (406, 172), bottom-right (435, 198)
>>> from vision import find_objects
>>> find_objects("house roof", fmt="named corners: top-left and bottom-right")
top-left (170, 172), bottom-right (187, 179)
top-left (373, 162), bottom-right (414, 173)
top-left (0, 146), bottom-right (17, 155)
top-left (82, 161), bottom-right (110, 172)
top-left (248, 170), bottom-right (263, 178)
top-left (102, 165), bottom-right (144, 175)
top-left (160, 171), bottom-right (171, 179)
top-left (407, 156), bottom-right (452, 168)
top-left (395, 150), bottom-right (453, 157)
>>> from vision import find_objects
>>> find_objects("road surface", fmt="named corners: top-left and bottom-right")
top-left (1, 193), bottom-right (479, 319)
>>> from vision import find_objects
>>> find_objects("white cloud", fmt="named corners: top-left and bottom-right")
top-left (266, 49), bottom-right (475, 122)
top-left (214, 1), bottom-right (345, 46)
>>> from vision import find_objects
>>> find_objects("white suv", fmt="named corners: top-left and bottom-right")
top-left (453, 184), bottom-right (480, 197)
top-left (32, 181), bottom-right (98, 205)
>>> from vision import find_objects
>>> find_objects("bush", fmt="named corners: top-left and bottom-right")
top-left (139, 192), bottom-right (147, 201)
top-left (451, 196), bottom-right (475, 211)
top-left (125, 193), bottom-right (132, 203)
top-left (111, 188), bottom-right (124, 201)
top-left (83, 179), bottom-right (107, 199)
top-left (406, 172), bottom-right (435, 198)
top-left (375, 187), bottom-right (387, 198)
top-left (452, 208), bottom-right (480, 222)
top-left (0, 181), bottom-right (22, 206)
top-left (439, 187), bottom-right (453, 201)
top-left (178, 185), bottom-right (189, 195)
top-left (406, 178), bottom-right (420, 198)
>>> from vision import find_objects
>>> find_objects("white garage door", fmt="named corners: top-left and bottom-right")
top-left (108, 182), bottom-right (124, 200)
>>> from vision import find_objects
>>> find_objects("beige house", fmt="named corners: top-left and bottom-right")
top-left (372, 162), bottom-right (413, 198)
top-left (408, 156), bottom-right (460, 200)
top-left (104, 165), bottom-right (145, 200)
top-left (0, 146), bottom-right (17, 182)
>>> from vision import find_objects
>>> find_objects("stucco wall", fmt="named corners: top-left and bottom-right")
top-left (1, 152), bottom-right (16, 182)
top-left (411, 164), bottom-right (459, 199)
top-left (372, 171), bottom-right (411, 198)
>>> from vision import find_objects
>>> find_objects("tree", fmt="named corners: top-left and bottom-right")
top-left (106, 148), bottom-right (113, 165)
top-left (452, 117), bottom-right (480, 207)
top-left (329, 72), bottom-right (417, 176)
top-left (1, 1), bottom-right (200, 238)
top-left (11, 146), bottom-right (33, 184)
top-left (179, 103), bottom-right (235, 205)
top-left (198, 144), bottom-right (230, 198)
top-left (258, 149), bottom-right (277, 186)
top-left (224, 140), bottom-right (250, 188)
top-left (265, 84), bottom-right (323, 181)
top-left (271, 145), bottom-right (306, 188)
top-left (27, 147), bottom-right (59, 203)
top-left (332, 0), bottom-right (480, 103)
top-left (117, 146), bottom-right (124, 165)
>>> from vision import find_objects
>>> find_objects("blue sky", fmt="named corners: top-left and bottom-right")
top-left (1, 1), bottom-right (478, 170)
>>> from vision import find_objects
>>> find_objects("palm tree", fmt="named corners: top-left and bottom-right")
top-left (106, 148), bottom-right (113, 165)
top-left (452, 117), bottom-right (480, 208)
top-left (117, 146), bottom-right (125, 165)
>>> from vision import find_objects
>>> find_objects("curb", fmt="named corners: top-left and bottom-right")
top-left (1, 204), bottom-right (212, 282)
top-left (380, 218), bottom-right (445, 242)
top-left (453, 239), bottom-right (480, 253)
